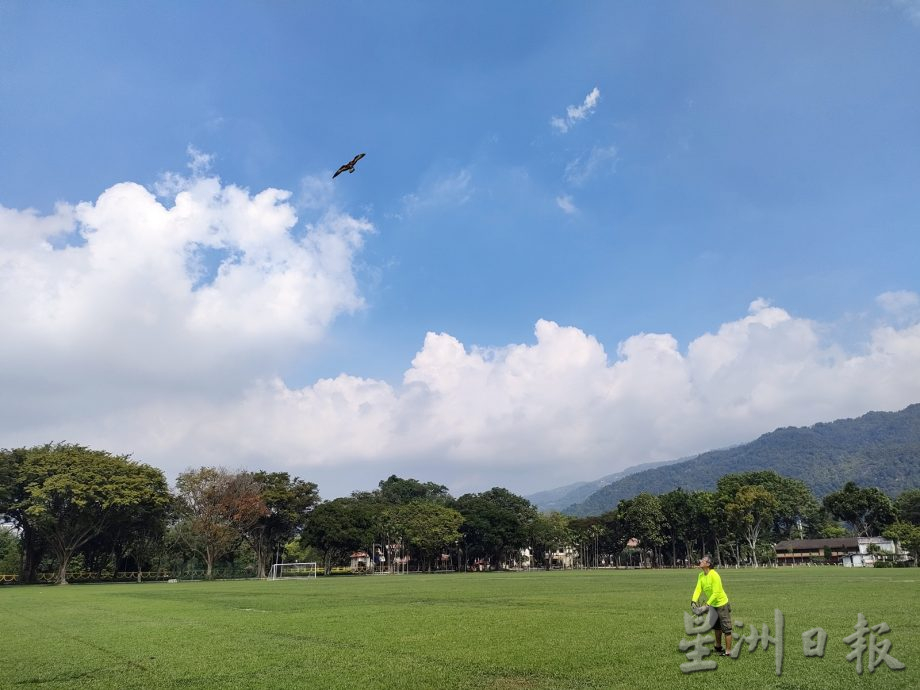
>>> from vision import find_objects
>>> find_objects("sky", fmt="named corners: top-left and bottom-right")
top-left (2, 1), bottom-right (920, 500)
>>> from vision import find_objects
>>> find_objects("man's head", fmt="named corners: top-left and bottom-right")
top-left (698, 555), bottom-right (712, 571)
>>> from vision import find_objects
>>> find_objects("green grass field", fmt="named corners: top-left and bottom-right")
top-left (2, 568), bottom-right (917, 689)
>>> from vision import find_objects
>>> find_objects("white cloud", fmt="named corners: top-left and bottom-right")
top-left (556, 195), bottom-right (577, 214)
top-left (564, 145), bottom-right (618, 186)
top-left (8, 287), bottom-right (920, 499)
top-left (4, 168), bottom-right (920, 499)
top-left (892, 0), bottom-right (920, 25)
top-left (298, 174), bottom-right (335, 211)
top-left (401, 169), bottom-right (473, 216)
top-left (876, 290), bottom-right (920, 316)
top-left (551, 87), bottom-right (601, 133)
top-left (0, 163), bottom-right (371, 425)
top-left (186, 144), bottom-right (214, 177)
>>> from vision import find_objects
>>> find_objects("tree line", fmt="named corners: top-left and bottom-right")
top-left (1, 443), bottom-right (919, 584)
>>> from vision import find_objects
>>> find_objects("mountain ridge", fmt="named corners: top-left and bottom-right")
top-left (564, 403), bottom-right (920, 517)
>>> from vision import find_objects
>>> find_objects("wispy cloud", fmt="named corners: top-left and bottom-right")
top-left (877, 290), bottom-right (920, 326)
top-left (564, 145), bottom-right (618, 186)
top-left (187, 144), bottom-right (214, 176)
top-left (556, 194), bottom-right (577, 214)
top-left (892, 0), bottom-right (920, 25)
top-left (551, 87), bottom-right (601, 133)
top-left (401, 169), bottom-right (473, 217)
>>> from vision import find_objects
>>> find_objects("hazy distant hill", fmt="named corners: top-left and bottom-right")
top-left (526, 459), bottom-right (683, 512)
top-left (566, 403), bottom-right (920, 517)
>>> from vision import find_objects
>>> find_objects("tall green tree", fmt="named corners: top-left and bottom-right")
top-left (894, 489), bottom-right (920, 526)
top-left (456, 488), bottom-right (537, 569)
top-left (300, 496), bottom-right (377, 574)
top-left (243, 472), bottom-right (319, 579)
top-left (530, 511), bottom-right (572, 570)
top-left (883, 522), bottom-right (920, 567)
top-left (0, 526), bottom-right (21, 575)
top-left (717, 471), bottom-right (821, 540)
top-left (689, 491), bottom-right (726, 566)
top-left (76, 490), bottom-right (172, 580)
top-left (660, 488), bottom-right (693, 567)
top-left (5, 443), bottom-right (170, 584)
top-left (385, 500), bottom-right (463, 571)
top-left (598, 509), bottom-right (629, 566)
top-left (0, 447), bottom-right (46, 582)
top-left (377, 475), bottom-right (453, 506)
top-left (725, 485), bottom-right (776, 567)
top-left (823, 481), bottom-right (897, 536)
top-left (617, 493), bottom-right (665, 567)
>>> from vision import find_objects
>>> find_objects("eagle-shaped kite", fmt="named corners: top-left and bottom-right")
top-left (333, 153), bottom-right (366, 179)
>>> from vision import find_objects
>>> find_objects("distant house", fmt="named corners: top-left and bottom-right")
top-left (774, 537), bottom-right (900, 566)
top-left (350, 551), bottom-right (372, 572)
top-left (518, 546), bottom-right (579, 570)
top-left (549, 546), bottom-right (579, 569)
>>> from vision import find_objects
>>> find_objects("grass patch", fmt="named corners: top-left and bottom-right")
top-left (2, 568), bottom-right (917, 688)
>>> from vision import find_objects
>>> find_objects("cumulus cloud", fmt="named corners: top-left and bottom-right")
top-left (0, 161), bottom-right (372, 428)
top-left (551, 87), bottom-right (601, 133)
top-left (9, 289), bottom-right (920, 499)
top-left (4, 166), bottom-right (920, 499)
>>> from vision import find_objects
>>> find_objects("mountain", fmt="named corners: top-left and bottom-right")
top-left (526, 459), bottom-right (684, 512)
top-left (565, 403), bottom-right (920, 517)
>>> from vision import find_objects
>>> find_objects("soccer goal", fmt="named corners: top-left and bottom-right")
top-left (269, 562), bottom-right (318, 580)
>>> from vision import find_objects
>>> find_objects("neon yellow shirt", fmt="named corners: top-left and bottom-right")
top-left (692, 569), bottom-right (728, 607)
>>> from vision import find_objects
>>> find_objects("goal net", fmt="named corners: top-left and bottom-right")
top-left (269, 562), bottom-right (318, 580)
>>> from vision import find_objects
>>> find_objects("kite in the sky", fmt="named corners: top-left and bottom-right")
top-left (332, 153), bottom-right (366, 179)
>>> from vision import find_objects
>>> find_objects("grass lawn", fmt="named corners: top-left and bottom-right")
top-left (2, 567), bottom-right (917, 688)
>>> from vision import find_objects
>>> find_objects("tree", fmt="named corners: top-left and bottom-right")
top-left (566, 517), bottom-right (606, 569)
top-left (687, 491), bottom-right (723, 566)
top-left (717, 471), bottom-right (821, 541)
top-left (725, 485), bottom-right (776, 567)
top-left (894, 489), bottom-right (920, 526)
top-left (0, 525), bottom-right (20, 575)
top-left (617, 493), bottom-right (665, 567)
top-left (883, 522), bottom-right (920, 567)
top-left (174, 467), bottom-right (267, 579)
top-left (530, 512), bottom-right (572, 570)
top-left (660, 488), bottom-right (693, 567)
top-left (0, 449), bottom-right (14, 511)
top-left (386, 500), bottom-right (463, 571)
top-left (76, 490), bottom-right (172, 580)
top-left (5, 443), bottom-right (170, 584)
top-left (456, 488), bottom-right (537, 569)
top-left (599, 509), bottom-right (629, 566)
top-left (300, 496), bottom-right (377, 575)
top-left (377, 475), bottom-right (452, 506)
top-left (823, 482), bottom-right (897, 537)
top-left (242, 472), bottom-right (319, 579)
top-left (0, 447), bottom-right (46, 582)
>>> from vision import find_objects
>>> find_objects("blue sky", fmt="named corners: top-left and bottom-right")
top-left (2, 2), bottom-right (920, 499)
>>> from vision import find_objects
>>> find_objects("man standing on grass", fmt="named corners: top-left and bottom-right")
top-left (691, 555), bottom-right (732, 656)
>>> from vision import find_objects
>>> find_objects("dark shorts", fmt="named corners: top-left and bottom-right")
top-left (713, 602), bottom-right (732, 634)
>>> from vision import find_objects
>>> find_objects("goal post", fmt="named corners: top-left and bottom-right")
top-left (269, 562), bottom-right (318, 580)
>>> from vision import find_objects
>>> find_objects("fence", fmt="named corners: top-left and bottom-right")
top-left (0, 567), bottom-right (261, 585)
